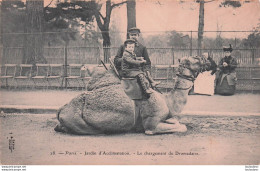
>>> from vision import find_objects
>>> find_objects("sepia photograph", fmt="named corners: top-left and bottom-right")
top-left (0, 0), bottom-right (260, 168)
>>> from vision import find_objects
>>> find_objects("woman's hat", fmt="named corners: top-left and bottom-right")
top-left (223, 44), bottom-right (233, 52)
top-left (128, 27), bottom-right (141, 34)
top-left (124, 39), bottom-right (136, 46)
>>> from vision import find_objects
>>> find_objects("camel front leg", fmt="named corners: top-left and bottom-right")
top-left (165, 117), bottom-right (181, 124)
top-left (144, 122), bottom-right (187, 135)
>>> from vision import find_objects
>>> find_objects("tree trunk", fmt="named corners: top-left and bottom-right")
top-left (127, 0), bottom-right (136, 38)
top-left (197, 0), bottom-right (204, 56)
top-left (0, 2), bottom-right (3, 64)
top-left (24, 0), bottom-right (45, 68)
top-left (94, 0), bottom-right (127, 63)
top-left (94, 0), bottom-right (112, 63)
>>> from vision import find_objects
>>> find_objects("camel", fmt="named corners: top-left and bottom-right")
top-left (54, 56), bottom-right (206, 135)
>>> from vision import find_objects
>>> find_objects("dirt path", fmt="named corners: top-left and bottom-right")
top-left (1, 114), bottom-right (259, 165)
top-left (1, 90), bottom-right (260, 114)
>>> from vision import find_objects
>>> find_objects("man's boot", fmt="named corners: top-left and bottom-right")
top-left (137, 74), bottom-right (153, 94)
top-left (146, 71), bottom-right (160, 88)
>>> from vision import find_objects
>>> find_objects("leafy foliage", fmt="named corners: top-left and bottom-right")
top-left (167, 31), bottom-right (190, 48)
top-left (1, 0), bottom-right (26, 46)
top-left (44, 1), bottom-right (98, 43)
top-left (219, 0), bottom-right (241, 8)
top-left (1, 0), bottom-right (26, 32)
top-left (242, 32), bottom-right (260, 48)
top-left (241, 22), bottom-right (260, 48)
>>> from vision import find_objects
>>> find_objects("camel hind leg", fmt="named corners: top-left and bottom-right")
top-left (58, 115), bottom-right (103, 135)
top-left (55, 103), bottom-right (103, 135)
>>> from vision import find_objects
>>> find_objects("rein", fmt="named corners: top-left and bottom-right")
top-left (176, 73), bottom-right (195, 82)
top-left (174, 75), bottom-right (194, 90)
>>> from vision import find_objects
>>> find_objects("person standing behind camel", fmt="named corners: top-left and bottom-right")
top-left (114, 27), bottom-right (159, 87)
top-left (121, 39), bottom-right (153, 95)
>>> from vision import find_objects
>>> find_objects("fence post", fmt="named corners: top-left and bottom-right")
top-left (0, 46), bottom-right (2, 65)
top-left (97, 46), bottom-right (101, 64)
top-left (64, 41), bottom-right (68, 88)
top-left (103, 45), bottom-right (111, 63)
top-left (171, 47), bottom-right (174, 64)
top-left (252, 48), bottom-right (255, 65)
top-left (190, 31), bottom-right (193, 56)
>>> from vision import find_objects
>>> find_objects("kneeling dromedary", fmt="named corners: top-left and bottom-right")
top-left (54, 56), bottom-right (207, 135)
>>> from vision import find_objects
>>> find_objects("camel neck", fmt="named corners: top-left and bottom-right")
top-left (173, 77), bottom-right (194, 91)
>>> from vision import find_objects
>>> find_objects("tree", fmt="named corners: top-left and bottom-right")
top-left (242, 21), bottom-right (260, 48)
top-left (167, 31), bottom-right (189, 48)
top-left (197, 0), bottom-right (204, 56)
top-left (215, 22), bottom-right (223, 48)
top-left (195, 0), bottom-right (243, 55)
top-left (24, 0), bottom-right (45, 65)
top-left (45, 0), bottom-right (127, 63)
top-left (93, 0), bottom-right (126, 47)
top-left (242, 32), bottom-right (260, 48)
top-left (126, 0), bottom-right (136, 38)
top-left (92, 0), bottom-right (127, 62)
top-left (146, 34), bottom-right (167, 48)
top-left (44, 1), bottom-right (96, 44)
top-left (1, 0), bottom-right (26, 47)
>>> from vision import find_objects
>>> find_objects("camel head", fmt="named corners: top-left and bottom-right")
top-left (177, 56), bottom-right (207, 81)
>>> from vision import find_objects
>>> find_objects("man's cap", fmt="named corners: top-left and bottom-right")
top-left (124, 39), bottom-right (136, 46)
top-left (223, 44), bottom-right (233, 52)
top-left (128, 27), bottom-right (141, 34)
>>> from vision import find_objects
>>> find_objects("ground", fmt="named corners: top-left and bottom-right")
top-left (0, 89), bottom-right (260, 114)
top-left (0, 113), bottom-right (259, 165)
top-left (0, 90), bottom-right (260, 165)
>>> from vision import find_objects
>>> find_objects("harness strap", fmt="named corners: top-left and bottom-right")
top-left (175, 85), bottom-right (193, 90)
top-left (176, 73), bottom-right (195, 82)
top-left (174, 78), bottom-right (193, 90)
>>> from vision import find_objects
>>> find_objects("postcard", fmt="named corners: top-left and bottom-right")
top-left (0, 0), bottom-right (260, 167)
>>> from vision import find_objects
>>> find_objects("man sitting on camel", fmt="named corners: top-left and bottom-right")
top-left (114, 27), bottom-right (160, 89)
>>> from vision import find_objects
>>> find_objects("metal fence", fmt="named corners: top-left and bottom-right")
top-left (1, 46), bottom-right (260, 66)
top-left (1, 29), bottom-right (260, 66)
top-left (105, 47), bottom-right (260, 66)
top-left (1, 45), bottom-right (260, 91)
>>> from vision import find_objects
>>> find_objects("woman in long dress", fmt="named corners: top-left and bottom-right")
top-left (215, 44), bottom-right (238, 95)
top-left (193, 52), bottom-right (217, 96)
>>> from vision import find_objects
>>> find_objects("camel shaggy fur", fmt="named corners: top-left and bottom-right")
top-left (55, 56), bottom-right (205, 135)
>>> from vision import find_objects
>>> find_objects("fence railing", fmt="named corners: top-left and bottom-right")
top-left (1, 46), bottom-right (260, 67)
top-left (104, 47), bottom-right (260, 66)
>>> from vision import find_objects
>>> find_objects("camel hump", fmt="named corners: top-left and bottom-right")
top-left (121, 78), bottom-right (144, 100)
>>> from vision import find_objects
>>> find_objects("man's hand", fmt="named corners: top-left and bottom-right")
top-left (140, 59), bottom-right (147, 64)
top-left (223, 62), bottom-right (228, 67)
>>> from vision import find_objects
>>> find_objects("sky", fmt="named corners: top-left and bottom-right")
top-left (40, 0), bottom-right (260, 38)
top-left (109, 0), bottom-right (260, 38)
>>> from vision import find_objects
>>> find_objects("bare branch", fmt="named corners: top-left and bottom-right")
top-left (98, 12), bottom-right (106, 21)
top-left (45, 0), bottom-right (54, 8)
top-left (111, 1), bottom-right (127, 9)
top-left (94, 11), bottom-right (103, 28)
top-left (205, 0), bottom-right (215, 3)
top-left (156, 1), bottom-right (162, 5)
